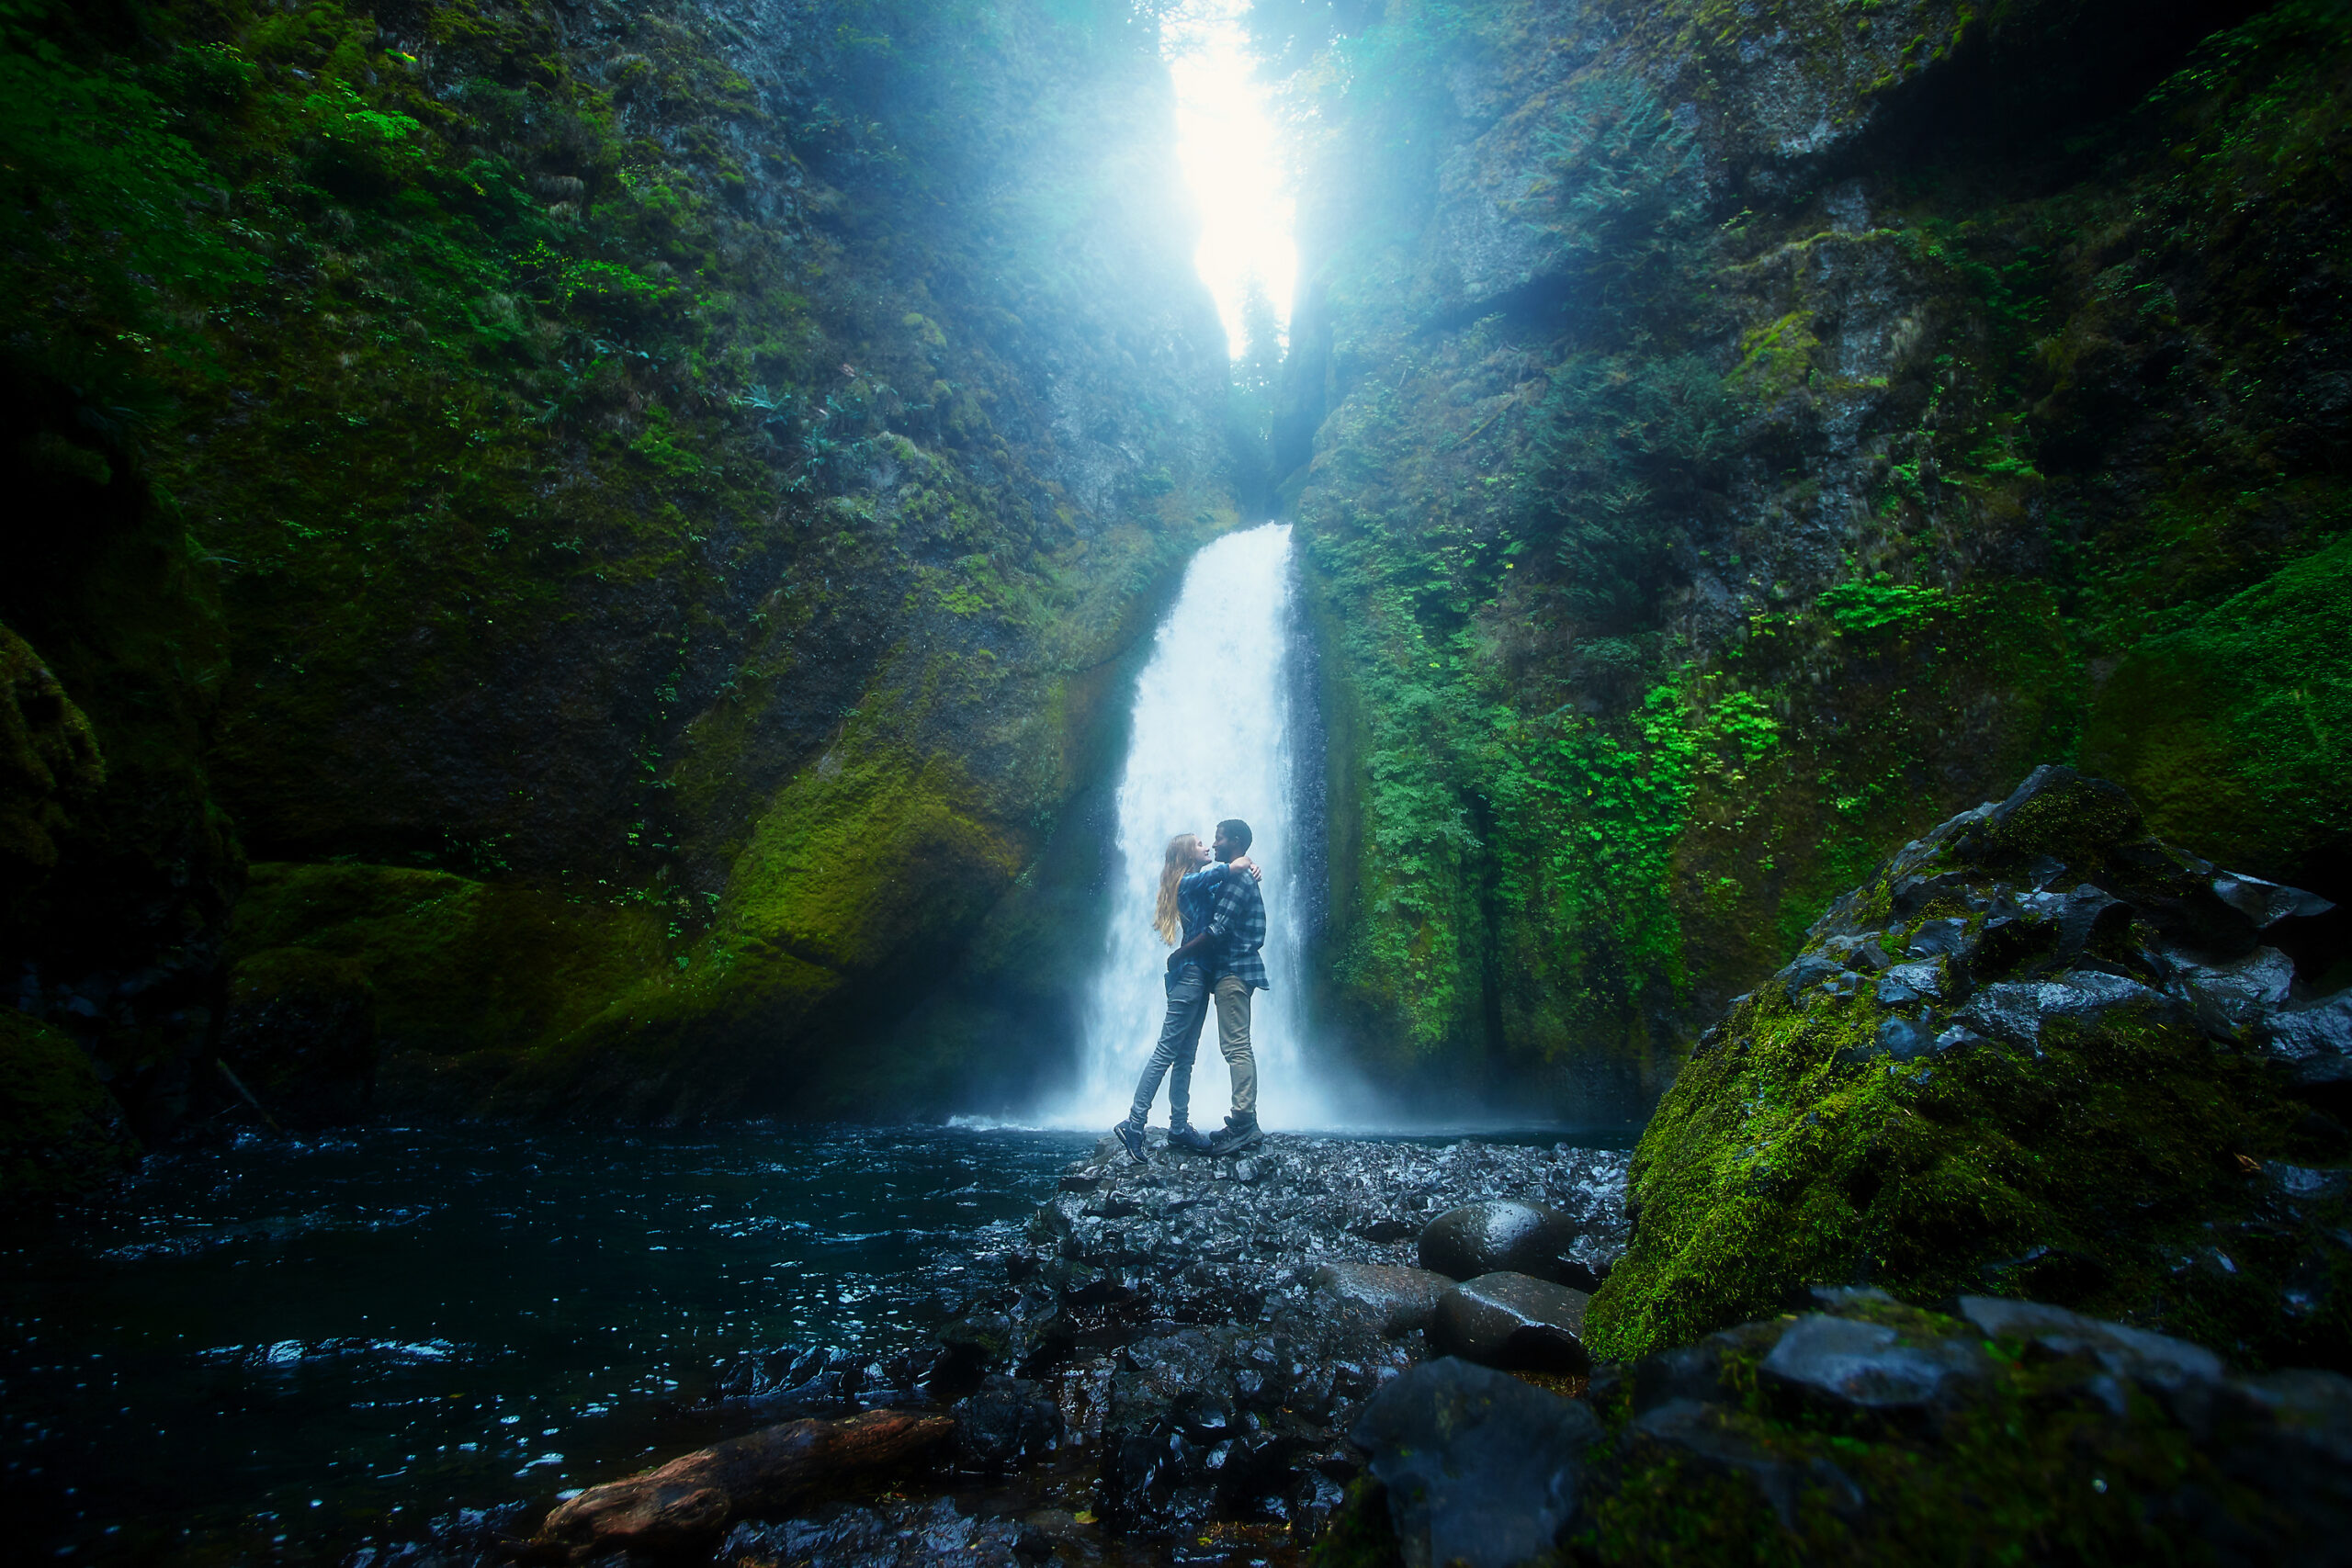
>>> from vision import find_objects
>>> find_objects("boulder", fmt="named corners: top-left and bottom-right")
top-left (1584, 767), bottom-right (2352, 1371)
top-left (1430, 1271), bottom-right (1592, 1375)
top-left (1351, 1357), bottom-right (1600, 1568)
top-left (1419, 1199), bottom-right (1581, 1282)
top-left (1309, 1261), bottom-right (1455, 1336)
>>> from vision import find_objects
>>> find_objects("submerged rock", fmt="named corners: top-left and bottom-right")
top-left (1429, 1272), bottom-right (1593, 1374)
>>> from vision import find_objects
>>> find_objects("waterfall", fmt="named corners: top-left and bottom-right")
top-left (1049, 522), bottom-right (1328, 1131)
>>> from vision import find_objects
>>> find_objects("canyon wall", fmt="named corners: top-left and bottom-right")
top-left (1, 0), bottom-right (1237, 1150)
top-left (1266, 0), bottom-right (2351, 1122)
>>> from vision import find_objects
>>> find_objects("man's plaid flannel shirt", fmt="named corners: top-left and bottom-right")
top-left (1205, 863), bottom-right (1269, 992)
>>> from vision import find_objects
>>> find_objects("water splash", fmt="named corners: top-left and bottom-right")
top-left (1048, 522), bottom-right (1331, 1130)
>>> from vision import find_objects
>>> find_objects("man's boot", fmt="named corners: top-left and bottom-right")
top-left (1113, 1117), bottom-right (1149, 1165)
top-left (1167, 1118), bottom-right (1213, 1154)
top-left (1209, 1111), bottom-right (1262, 1156)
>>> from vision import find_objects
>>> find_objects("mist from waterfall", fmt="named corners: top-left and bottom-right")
top-left (1046, 522), bottom-right (1332, 1131)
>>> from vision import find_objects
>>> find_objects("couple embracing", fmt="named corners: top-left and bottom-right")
top-left (1113, 818), bottom-right (1267, 1164)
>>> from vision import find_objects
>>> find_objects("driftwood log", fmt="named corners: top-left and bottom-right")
top-left (533, 1408), bottom-right (956, 1562)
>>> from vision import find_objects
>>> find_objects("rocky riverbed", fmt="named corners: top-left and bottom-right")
top-left (460, 1135), bottom-right (1632, 1567)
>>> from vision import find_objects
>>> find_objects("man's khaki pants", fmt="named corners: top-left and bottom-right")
top-left (1213, 976), bottom-right (1257, 1117)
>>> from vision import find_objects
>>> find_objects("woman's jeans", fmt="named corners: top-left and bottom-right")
top-left (1127, 965), bottom-right (1211, 1127)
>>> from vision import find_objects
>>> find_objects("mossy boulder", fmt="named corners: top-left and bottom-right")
top-left (0, 1007), bottom-right (137, 1204)
top-left (1329, 1289), bottom-right (2352, 1565)
top-left (225, 861), bottom-right (667, 1113)
top-left (1587, 766), bottom-right (2352, 1371)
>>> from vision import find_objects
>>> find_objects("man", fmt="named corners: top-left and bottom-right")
top-left (1164, 818), bottom-right (1267, 1155)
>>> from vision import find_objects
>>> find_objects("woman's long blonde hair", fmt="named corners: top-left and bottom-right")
top-left (1154, 834), bottom-right (1201, 945)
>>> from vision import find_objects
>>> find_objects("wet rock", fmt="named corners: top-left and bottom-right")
top-left (1873, 960), bottom-right (1945, 1007)
top-left (1351, 1358), bottom-right (1600, 1568)
top-left (1429, 1272), bottom-right (1593, 1375)
top-left (1758, 1311), bottom-right (1991, 1415)
top-left (1778, 952), bottom-right (1846, 1002)
top-left (2266, 992), bottom-right (2352, 1087)
top-left (2168, 945), bottom-right (2298, 1032)
top-left (1957, 1297), bottom-right (2222, 1388)
top-left (1419, 1199), bottom-right (1583, 1282)
top-left (715, 1497), bottom-right (1024, 1568)
top-left (955, 1374), bottom-right (1062, 1472)
top-left (2214, 873), bottom-right (2335, 931)
top-left (1623, 1399), bottom-right (1863, 1528)
top-left (1904, 917), bottom-right (1973, 960)
top-left (1309, 1262), bottom-right (1454, 1336)
top-left (710, 1344), bottom-right (934, 1414)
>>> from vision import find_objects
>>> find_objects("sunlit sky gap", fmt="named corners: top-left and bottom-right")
top-left (1163, 0), bottom-right (1295, 359)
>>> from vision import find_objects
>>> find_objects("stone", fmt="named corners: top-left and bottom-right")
top-left (1780, 952), bottom-right (1847, 1002)
top-left (1953, 765), bottom-right (2144, 870)
top-left (1351, 1358), bottom-right (1600, 1568)
top-left (1419, 1199), bottom-right (1581, 1281)
top-left (1429, 1271), bottom-right (1592, 1374)
top-left (1308, 1262), bottom-right (1455, 1337)
top-left (1758, 1314), bottom-right (1990, 1413)
top-left (2265, 992), bottom-right (2352, 1086)
top-left (956, 1374), bottom-right (1063, 1472)
top-left (1626, 1399), bottom-right (1864, 1528)
top-left (1873, 1013), bottom-right (1937, 1060)
top-left (716, 1497), bottom-right (1025, 1568)
top-left (2168, 944), bottom-right (2296, 1029)
top-left (1905, 917), bottom-right (1973, 960)
top-left (1956, 1297), bottom-right (2223, 1386)
top-left (1874, 960), bottom-right (1944, 1007)
top-left (2212, 872), bottom-right (2335, 930)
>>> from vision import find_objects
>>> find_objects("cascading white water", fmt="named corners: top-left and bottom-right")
top-left (1050, 522), bottom-right (1327, 1131)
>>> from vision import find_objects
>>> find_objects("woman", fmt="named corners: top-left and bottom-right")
top-left (1113, 831), bottom-right (1257, 1162)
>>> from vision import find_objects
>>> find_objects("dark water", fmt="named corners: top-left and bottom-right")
top-left (1, 1124), bottom-right (1093, 1565)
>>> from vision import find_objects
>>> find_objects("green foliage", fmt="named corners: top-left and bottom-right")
top-left (1520, 70), bottom-right (1702, 300)
top-left (1817, 573), bottom-right (1951, 634)
top-left (1521, 353), bottom-right (1739, 622)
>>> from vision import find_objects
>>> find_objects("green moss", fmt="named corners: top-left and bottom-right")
top-left (0, 1007), bottom-right (137, 1204)
top-left (1586, 828), bottom-right (2346, 1370)
top-left (228, 861), bottom-right (666, 1103)
top-left (1573, 1297), bottom-right (2290, 1563)
top-left (0, 622), bottom-right (105, 878)
top-left (2083, 529), bottom-right (2352, 876)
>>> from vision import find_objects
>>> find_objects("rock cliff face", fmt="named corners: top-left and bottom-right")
top-left (1264, 0), bottom-right (2351, 1121)
top-left (0, 0), bottom-right (1237, 1146)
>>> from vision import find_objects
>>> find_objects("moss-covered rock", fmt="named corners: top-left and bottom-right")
top-left (1588, 766), bottom-right (2351, 1371)
top-left (0, 1007), bottom-right (137, 1204)
top-left (1330, 1289), bottom-right (2352, 1564)
top-left (225, 860), bottom-right (667, 1111)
